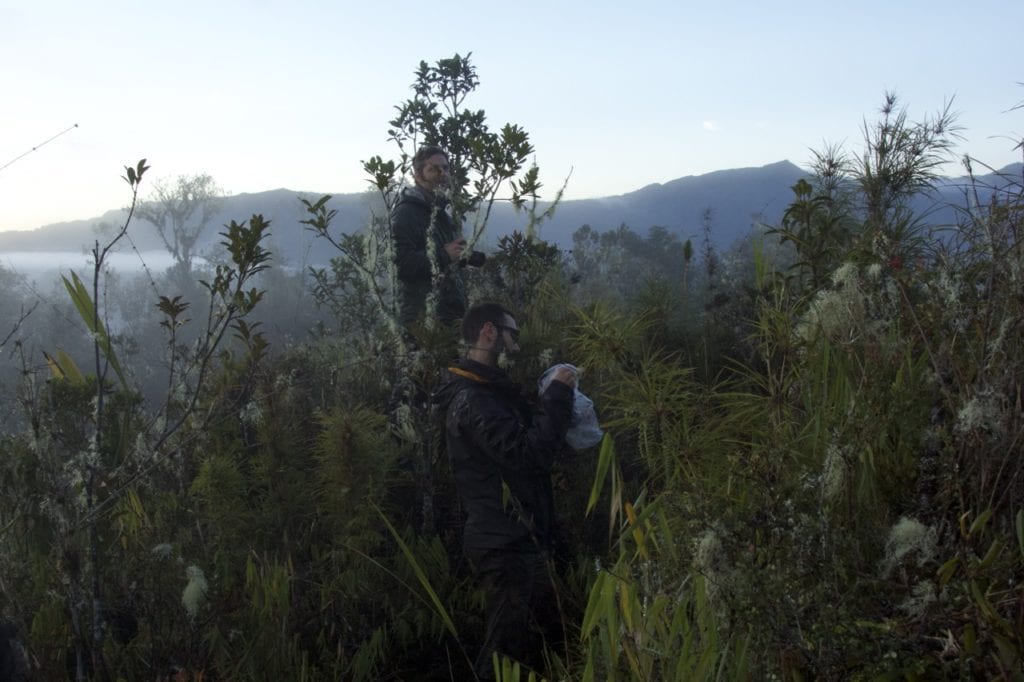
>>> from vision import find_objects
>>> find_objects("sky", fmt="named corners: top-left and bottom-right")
top-left (1, 0), bottom-right (1021, 233)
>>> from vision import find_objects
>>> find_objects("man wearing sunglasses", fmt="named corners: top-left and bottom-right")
top-left (390, 145), bottom-right (485, 328)
top-left (433, 302), bottom-right (577, 678)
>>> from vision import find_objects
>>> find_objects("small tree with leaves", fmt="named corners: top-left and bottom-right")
top-left (137, 173), bottom-right (224, 279)
top-left (381, 52), bottom-right (547, 239)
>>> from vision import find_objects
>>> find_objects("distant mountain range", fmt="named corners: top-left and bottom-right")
top-left (2, 160), bottom-right (1020, 268)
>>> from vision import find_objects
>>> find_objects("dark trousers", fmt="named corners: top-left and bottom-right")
top-left (467, 546), bottom-right (559, 679)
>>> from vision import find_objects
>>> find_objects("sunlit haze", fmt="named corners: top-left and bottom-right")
top-left (1, 0), bottom-right (1021, 232)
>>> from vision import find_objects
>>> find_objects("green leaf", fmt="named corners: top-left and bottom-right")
top-left (936, 556), bottom-right (959, 587)
top-left (42, 351), bottom-right (66, 381)
top-left (993, 633), bottom-right (1022, 672)
top-left (969, 508), bottom-right (994, 538)
top-left (43, 349), bottom-right (86, 384)
top-left (969, 580), bottom-right (1009, 629)
top-left (579, 571), bottom-right (608, 639)
top-left (374, 504), bottom-right (459, 640)
top-left (61, 271), bottom-right (128, 388)
top-left (963, 623), bottom-right (977, 655)
top-left (585, 434), bottom-right (614, 516)
top-left (976, 538), bottom-right (1003, 570)
top-left (56, 349), bottom-right (85, 384)
top-left (1016, 509), bottom-right (1024, 558)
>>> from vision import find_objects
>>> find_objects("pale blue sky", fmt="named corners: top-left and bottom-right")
top-left (1, 0), bottom-right (1020, 232)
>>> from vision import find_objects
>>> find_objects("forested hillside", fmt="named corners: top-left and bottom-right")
top-left (0, 162), bottom-right (802, 264)
top-left (1, 56), bottom-right (1022, 681)
top-left (4, 160), bottom-right (1018, 266)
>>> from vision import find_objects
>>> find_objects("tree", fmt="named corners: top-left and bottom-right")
top-left (137, 174), bottom-right (224, 277)
top-left (381, 52), bottom-right (544, 237)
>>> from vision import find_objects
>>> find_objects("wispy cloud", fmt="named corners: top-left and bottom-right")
top-left (702, 120), bottom-right (720, 132)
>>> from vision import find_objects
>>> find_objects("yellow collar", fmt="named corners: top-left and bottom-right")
top-left (448, 366), bottom-right (488, 383)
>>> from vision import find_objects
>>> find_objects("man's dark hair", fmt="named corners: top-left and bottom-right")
top-left (412, 145), bottom-right (447, 174)
top-left (462, 302), bottom-right (513, 343)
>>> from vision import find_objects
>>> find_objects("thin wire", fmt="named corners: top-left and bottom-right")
top-left (0, 123), bottom-right (79, 173)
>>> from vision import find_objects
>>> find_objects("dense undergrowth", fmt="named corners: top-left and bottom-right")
top-left (1, 82), bottom-right (1022, 680)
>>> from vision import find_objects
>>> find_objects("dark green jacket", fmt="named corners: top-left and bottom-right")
top-left (432, 359), bottom-right (574, 551)
top-left (390, 186), bottom-right (467, 325)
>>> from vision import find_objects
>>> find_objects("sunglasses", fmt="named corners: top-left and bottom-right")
top-left (496, 324), bottom-right (521, 343)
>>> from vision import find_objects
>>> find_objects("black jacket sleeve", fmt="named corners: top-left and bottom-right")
top-left (455, 380), bottom-right (574, 473)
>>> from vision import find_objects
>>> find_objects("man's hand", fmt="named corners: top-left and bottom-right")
top-left (444, 238), bottom-right (466, 261)
top-left (551, 366), bottom-right (577, 389)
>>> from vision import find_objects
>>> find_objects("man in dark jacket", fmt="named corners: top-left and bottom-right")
top-left (433, 302), bottom-right (576, 678)
top-left (391, 145), bottom-right (484, 327)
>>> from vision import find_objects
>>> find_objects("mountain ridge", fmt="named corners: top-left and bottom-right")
top-left (2, 161), bottom-right (1019, 268)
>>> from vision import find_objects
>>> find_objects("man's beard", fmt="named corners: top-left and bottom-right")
top-left (494, 336), bottom-right (517, 370)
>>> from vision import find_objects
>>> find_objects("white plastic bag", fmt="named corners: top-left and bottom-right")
top-left (539, 364), bottom-right (604, 450)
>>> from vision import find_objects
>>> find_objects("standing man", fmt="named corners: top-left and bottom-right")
top-left (433, 303), bottom-right (577, 678)
top-left (391, 145), bottom-right (484, 327)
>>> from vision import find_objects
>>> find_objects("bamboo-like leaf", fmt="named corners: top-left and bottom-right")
top-left (963, 623), bottom-right (977, 655)
top-left (127, 488), bottom-right (146, 523)
top-left (374, 504), bottom-right (459, 640)
top-left (495, 654), bottom-right (520, 681)
top-left (581, 647), bottom-right (595, 682)
top-left (61, 271), bottom-right (128, 388)
top-left (586, 433), bottom-right (614, 516)
top-left (602, 577), bottom-right (619, 663)
top-left (581, 564), bottom-right (620, 666)
top-left (624, 501), bottom-right (649, 561)
top-left (731, 631), bottom-right (752, 679)
top-left (976, 538), bottom-right (1003, 570)
top-left (654, 506), bottom-right (680, 564)
top-left (624, 501), bottom-right (637, 526)
top-left (969, 580), bottom-right (1008, 629)
top-left (42, 350), bottom-right (87, 382)
top-left (618, 578), bottom-right (636, 633)
top-left (992, 633), bottom-right (1022, 673)
top-left (245, 554), bottom-right (257, 589)
top-left (936, 556), bottom-right (959, 587)
top-left (580, 571), bottom-right (608, 638)
top-left (56, 349), bottom-right (86, 384)
top-left (969, 508), bottom-right (994, 538)
top-left (63, 272), bottom-right (95, 332)
top-left (647, 594), bottom-right (669, 643)
top-left (43, 349), bottom-right (86, 384)
top-left (1016, 509), bottom-right (1024, 558)
top-left (608, 465), bottom-right (624, 547)
top-left (42, 351), bottom-right (67, 381)
top-left (622, 638), bottom-right (643, 680)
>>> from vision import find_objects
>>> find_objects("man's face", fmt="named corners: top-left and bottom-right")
top-left (415, 153), bottom-right (450, 192)
top-left (493, 315), bottom-right (520, 357)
